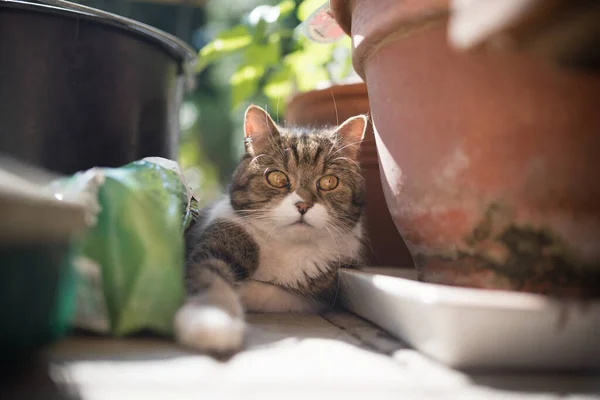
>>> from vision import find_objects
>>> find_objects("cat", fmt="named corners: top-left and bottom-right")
top-left (174, 104), bottom-right (368, 355)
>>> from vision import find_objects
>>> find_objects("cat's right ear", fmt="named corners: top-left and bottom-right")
top-left (244, 105), bottom-right (280, 155)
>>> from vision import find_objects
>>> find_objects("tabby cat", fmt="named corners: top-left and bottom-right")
top-left (175, 105), bottom-right (367, 354)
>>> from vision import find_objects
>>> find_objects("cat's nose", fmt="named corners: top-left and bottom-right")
top-left (295, 201), bottom-right (313, 215)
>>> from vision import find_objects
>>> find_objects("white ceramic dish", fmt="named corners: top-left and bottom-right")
top-left (339, 267), bottom-right (600, 370)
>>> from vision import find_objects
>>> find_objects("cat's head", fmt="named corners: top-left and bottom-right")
top-left (230, 105), bottom-right (367, 242)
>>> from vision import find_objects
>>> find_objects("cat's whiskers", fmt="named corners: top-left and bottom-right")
top-left (236, 209), bottom-right (272, 214)
top-left (207, 222), bottom-right (260, 243)
top-left (329, 209), bottom-right (359, 222)
top-left (249, 154), bottom-right (268, 167)
top-left (327, 139), bottom-right (364, 158)
top-left (326, 136), bottom-right (340, 158)
top-left (331, 91), bottom-right (339, 126)
top-left (330, 156), bottom-right (361, 168)
top-left (264, 220), bottom-right (284, 238)
top-left (328, 209), bottom-right (360, 225)
top-left (321, 222), bottom-right (355, 310)
top-left (329, 216), bottom-right (371, 261)
top-left (323, 224), bottom-right (344, 263)
top-left (237, 215), bottom-right (281, 225)
top-left (237, 211), bottom-right (284, 238)
top-left (327, 164), bottom-right (364, 181)
top-left (231, 212), bottom-right (286, 236)
top-left (233, 212), bottom-right (270, 220)
top-left (330, 273), bottom-right (342, 309)
top-left (325, 222), bottom-right (354, 248)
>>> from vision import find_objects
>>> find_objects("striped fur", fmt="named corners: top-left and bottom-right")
top-left (175, 105), bottom-right (367, 355)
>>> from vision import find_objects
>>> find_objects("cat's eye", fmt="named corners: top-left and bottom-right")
top-left (317, 175), bottom-right (339, 191)
top-left (266, 170), bottom-right (289, 188)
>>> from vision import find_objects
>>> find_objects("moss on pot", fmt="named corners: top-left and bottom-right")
top-left (416, 203), bottom-right (600, 298)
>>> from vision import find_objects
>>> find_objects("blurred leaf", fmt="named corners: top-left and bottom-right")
top-left (179, 137), bottom-right (201, 168)
top-left (297, 0), bottom-right (325, 22)
top-left (231, 64), bottom-right (265, 108)
top-left (288, 36), bottom-right (336, 66)
top-left (284, 40), bottom-right (336, 90)
top-left (253, 18), bottom-right (269, 42)
top-left (244, 40), bottom-right (281, 68)
top-left (273, 28), bottom-right (296, 40)
top-left (303, 40), bottom-right (336, 64)
top-left (296, 65), bottom-right (329, 92)
top-left (277, 0), bottom-right (295, 18)
top-left (264, 66), bottom-right (294, 101)
top-left (196, 26), bottom-right (253, 73)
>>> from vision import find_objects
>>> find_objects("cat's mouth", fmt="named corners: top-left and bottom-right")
top-left (290, 220), bottom-right (312, 227)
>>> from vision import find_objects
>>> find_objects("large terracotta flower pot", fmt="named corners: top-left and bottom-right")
top-left (330, 0), bottom-right (600, 297)
top-left (285, 83), bottom-right (412, 267)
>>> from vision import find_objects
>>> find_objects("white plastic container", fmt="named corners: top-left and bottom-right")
top-left (339, 268), bottom-right (600, 370)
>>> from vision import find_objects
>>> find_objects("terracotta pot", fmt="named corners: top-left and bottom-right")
top-left (330, 0), bottom-right (600, 297)
top-left (285, 83), bottom-right (412, 267)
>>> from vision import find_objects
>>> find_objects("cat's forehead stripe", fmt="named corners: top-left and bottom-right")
top-left (281, 133), bottom-right (329, 165)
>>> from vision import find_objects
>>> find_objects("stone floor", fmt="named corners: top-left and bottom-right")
top-left (3, 312), bottom-right (599, 400)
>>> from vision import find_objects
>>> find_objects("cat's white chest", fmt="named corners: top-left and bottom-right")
top-left (238, 241), bottom-right (333, 313)
top-left (252, 240), bottom-right (332, 288)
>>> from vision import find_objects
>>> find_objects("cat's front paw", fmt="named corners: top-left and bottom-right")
top-left (174, 303), bottom-right (245, 356)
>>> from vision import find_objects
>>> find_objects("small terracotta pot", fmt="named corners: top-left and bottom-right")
top-left (330, 0), bottom-right (600, 297)
top-left (285, 83), bottom-right (413, 267)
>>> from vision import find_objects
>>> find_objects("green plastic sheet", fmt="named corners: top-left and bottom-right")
top-left (50, 158), bottom-right (195, 336)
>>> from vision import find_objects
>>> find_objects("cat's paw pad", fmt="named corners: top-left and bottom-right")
top-left (174, 303), bottom-right (245, 355)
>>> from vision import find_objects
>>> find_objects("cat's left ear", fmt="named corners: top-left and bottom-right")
top-left (244, 105), bottom-right (280, 155)
top-left (333, 115), bottom-right (368, 159)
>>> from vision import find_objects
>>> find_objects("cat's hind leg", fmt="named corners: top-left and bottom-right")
top-left (174, 259), bottom-right (245, 355)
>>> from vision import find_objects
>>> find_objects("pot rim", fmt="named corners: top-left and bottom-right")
top-left (329, 0), bottom-right (449, 79)
top-left (1, 0), bottom-right (197, 71)
top-left (287, 81), bottom-right (368, 106)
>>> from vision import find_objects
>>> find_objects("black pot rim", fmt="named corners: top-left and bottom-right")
top-left (1, 0), bottom-right (197, 70)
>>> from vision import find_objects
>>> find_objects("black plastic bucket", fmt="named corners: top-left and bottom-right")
top-left (0, 0), bottom-right (196, 174)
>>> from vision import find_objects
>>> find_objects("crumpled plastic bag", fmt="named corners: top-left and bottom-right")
top-left (48, 157), bottom-right (197, 336)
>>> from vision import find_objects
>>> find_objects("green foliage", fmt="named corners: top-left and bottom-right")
top-left (278, 0), bottom-right (296, 17)
top-left (231, 63), bottom-right (266, 108)
top-left (196, 26), bottom-right (253, 73)
top-left (197, 0), bottom-right (352, 112)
